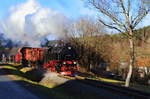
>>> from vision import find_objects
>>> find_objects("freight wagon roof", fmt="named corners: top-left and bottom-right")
top-left (20, 47), bottom-right (45, 51)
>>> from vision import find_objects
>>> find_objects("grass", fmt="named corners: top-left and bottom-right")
top-left (95, 77), bottom-right (125, 83)
top-left (20, 67), bottom-right (33, 73)
top-left (76, 75), bottom-right (125, 85)
top-left (0, 64), bottom-right (38, 84)
top-left (2, 65), bottom-right (17, 71)
top-left (0, 64), bottom-right (54, 87)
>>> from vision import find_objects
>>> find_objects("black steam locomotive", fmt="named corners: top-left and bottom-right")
top-left (19, 42), bottom-right (79, 75)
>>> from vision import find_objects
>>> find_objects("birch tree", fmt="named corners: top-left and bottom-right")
top-left (88, 0), bottom-right (150, 87)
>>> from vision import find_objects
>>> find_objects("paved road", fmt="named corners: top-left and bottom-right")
top-left (0, 75), bottom-right (39, 99)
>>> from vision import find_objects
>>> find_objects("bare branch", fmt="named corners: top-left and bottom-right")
top-left (119, 0), bottom-right (132, 29)
top-left (133, 9), bottom-right (150, 28)
top-left (99, 19), bottom-right (122, 32)
top-left (90, 0), bottom-right (125, 28)
top-left (119, 0), bottom-right (127, 15)
top-left (131, 0), bottom-right (150, 28)
top-left (127, 0), bottom-right (131, 17)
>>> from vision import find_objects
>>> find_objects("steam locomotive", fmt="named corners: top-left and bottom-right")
top-left (19, 43), bottom-right (79, 76)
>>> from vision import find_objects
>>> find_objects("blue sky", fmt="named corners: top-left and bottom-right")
top-left (0, 0), bottom-right (95, 20)
top-left (0, 0), bottom-right (24, 19)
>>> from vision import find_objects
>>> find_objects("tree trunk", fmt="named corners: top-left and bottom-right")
top-left (125, 30), bottom-right (135, 87)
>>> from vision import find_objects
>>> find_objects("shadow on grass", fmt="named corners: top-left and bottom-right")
top-left (0, 63), bottom-right (45, 82)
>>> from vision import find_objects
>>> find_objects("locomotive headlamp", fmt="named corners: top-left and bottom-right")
top-left (68, 47), bottom-right (71, 49)
top-left (73, 62), bottom-right (77, 64)
top-left (63, 62), bottom-right (66, 64)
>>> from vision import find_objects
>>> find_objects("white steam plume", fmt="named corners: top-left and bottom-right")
top-left (0, 0), bottom-right (68, 47)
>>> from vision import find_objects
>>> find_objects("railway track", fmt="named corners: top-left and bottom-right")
top-left (77, 78), bottom-right (150, 99)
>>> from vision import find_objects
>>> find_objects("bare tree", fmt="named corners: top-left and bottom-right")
top-left (69, 17), bottom-right (105, 38)
top-left (68, 17), bottom-right (107, 71)
top-left (88, 0), bottom-right (150, 87)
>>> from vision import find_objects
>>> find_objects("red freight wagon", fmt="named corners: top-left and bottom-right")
top-left (15, 53), bottom-right (21, 63)
top-left (20, 47), bottom-right (44, 68)
top-left (24, 48), bottom-right (44, 61)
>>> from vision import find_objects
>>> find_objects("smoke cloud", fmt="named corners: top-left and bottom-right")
top-left (0, 0), bottom-right (69, 47)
